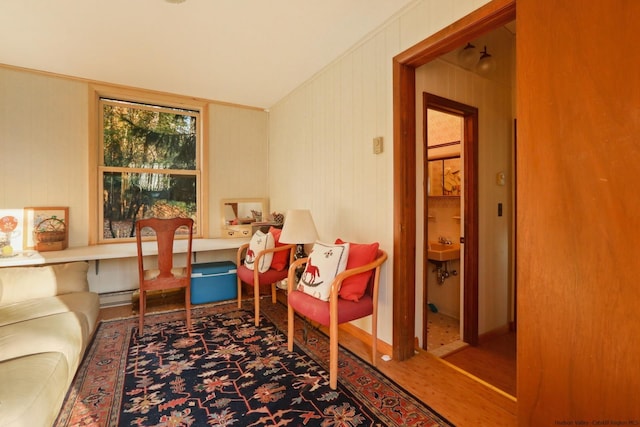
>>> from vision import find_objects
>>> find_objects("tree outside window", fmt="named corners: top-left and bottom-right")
top-left (99, 98), bottom-right (201, 241)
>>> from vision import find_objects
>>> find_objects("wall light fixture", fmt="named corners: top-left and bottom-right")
top-left (458, 43), bottom-right (497, 76)
top-left (458, 43), bottom-right (478, 70)
top-left (476, 46), bottom-right (497, 75)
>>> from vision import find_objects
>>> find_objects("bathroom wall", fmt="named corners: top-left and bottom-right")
top-left (427, 197), bottom-right (461, 318)
top-left (426, 110), bottom-right (462, 319)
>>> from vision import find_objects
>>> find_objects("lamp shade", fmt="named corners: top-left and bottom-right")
top-left (279, 209), bottom-right (318, 244)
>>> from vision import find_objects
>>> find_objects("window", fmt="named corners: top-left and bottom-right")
top-left (96, 94), bottom-right (204, 243)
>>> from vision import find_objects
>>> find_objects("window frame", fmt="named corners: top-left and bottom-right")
top-left (89, 85), bottom-right (209, 244)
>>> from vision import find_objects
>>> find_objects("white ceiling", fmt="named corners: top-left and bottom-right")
top-left (0, 0), bottom-right (416, 109)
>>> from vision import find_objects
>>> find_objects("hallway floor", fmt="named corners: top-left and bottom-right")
top-left (443, 331), bottom-right (517, 397)
top-left (425, 311), bottom-right (517, 397)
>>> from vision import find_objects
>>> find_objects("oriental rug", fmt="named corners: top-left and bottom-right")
top-left (55, 301), bottom-right (453, 426)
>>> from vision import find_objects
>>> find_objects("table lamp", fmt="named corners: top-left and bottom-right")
top-left (279, 209), bottom-right (319, 260)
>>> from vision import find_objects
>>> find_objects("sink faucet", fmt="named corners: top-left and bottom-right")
top-left (438, 236), bottom-right (453, 245)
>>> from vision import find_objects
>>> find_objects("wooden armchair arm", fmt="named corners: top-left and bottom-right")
top-left (253, 244), bottom-right (295, 268)
top-left (237, 243), bottom-right (296, 268)
top-left (329, 249), bottom-right (388, 300)
top-left (236, 242), bottom-right (250, 267)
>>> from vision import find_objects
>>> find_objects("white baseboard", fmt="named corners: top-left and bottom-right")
top-left (99, 290), bottom-right (134, 308)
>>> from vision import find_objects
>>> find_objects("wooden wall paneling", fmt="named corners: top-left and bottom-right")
top-left (517, 0), bottom-right (640, 423)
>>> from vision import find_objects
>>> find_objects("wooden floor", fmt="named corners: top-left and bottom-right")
top-left (99, 299), bottom-right (517, 426)
top-left (443, 332), bottom-right (517, 397)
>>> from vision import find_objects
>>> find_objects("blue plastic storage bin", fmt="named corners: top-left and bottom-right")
top-left (190, 261), bottom-right (237, 304)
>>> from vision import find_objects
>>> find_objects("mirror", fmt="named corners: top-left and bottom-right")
top-left (221, 198), bottom-right (269, 238)
top-left (428, 156), bottom-right (461, 196)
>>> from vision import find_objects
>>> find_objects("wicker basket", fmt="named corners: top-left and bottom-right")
top-left (35, 230), bottom-right (65, 243)
top-left (34, 217), bottom-right (67, 251)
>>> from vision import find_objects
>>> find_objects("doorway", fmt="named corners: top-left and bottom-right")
top-left (391, 0), bottom-right (515, 361)
top-left (423, 94), bottom-right (479, 352)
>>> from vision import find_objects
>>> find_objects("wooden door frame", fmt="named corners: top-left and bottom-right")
top-left (392, 0), bottom-right (515, 361)
top-left (422, 93), bottom-right (479, 348)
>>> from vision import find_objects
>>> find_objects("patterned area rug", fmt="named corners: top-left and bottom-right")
top-left (55, 301), bottom-right (453, 426)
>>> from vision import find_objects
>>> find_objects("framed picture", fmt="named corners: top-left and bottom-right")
top-left (23, 207), bottom-right (69, 251)
top-left (0, 209), bottom-right (24, 253)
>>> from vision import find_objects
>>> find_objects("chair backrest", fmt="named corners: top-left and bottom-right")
top-left (136, 217), bottom-right (194, 279)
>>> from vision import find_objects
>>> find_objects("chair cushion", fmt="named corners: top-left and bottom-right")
top-left (288, 290), bottom-right (374, 326)
top-left (237, 264), bottom-right (288, 286)
top-left (335, 239), bottom-right (380, 302)
top-left (245, 230), bottom-right (275, 273)
top-left (143, 267), bottom-right (188, 280)
top-left (297, 241), bottom-right (349, 301)
top-left (269, 226), bottom-right (289, 271)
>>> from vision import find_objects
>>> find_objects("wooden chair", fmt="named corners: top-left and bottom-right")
top-left (136, 217), bottom-right (194, 336)
top-left (287, 249), bottom-right (388, 389)
top-left (236, 242), bottom-right (295, 326)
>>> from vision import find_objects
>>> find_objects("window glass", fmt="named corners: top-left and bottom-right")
top-left (99, 98), bottom-right (201, 242)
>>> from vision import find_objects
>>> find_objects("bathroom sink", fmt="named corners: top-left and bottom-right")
top-left (427, 241), bottom-right (460, 261)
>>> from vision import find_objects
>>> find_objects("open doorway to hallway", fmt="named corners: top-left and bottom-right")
top-left (422, 97), bottom-right (476, 356)
top-left (416, 29), bottom-right (516, 393)
top-left (392, 1), bottom-right (517, 397)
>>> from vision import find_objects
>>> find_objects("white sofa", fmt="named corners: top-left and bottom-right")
top-left (0, 262), bottom-right (100, 427)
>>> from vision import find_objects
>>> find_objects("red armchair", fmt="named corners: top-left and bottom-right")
top-left (287, 249), bottom-right (388, 389)
top-left (236, 242), bottom-right (295, 326)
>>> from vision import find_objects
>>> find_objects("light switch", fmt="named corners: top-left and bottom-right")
top-left (373, 137), bottom-right (383, 154)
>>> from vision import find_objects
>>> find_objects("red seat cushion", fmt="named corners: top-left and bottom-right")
top-left (288, 290), bottom-right (374, 326)
top-left (335, 239), bottom-right (379, 302)
top-left (237, 264), bottom-right (288, 286)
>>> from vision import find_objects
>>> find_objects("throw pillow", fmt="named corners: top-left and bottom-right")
top-left (335, 238), bottom-right (380, 302)
top-left (297, 241), bottom-right (350, 301)
top-left (269, 226), bottom-right (289, 271)
top-left (245, 230), bottom-right (275, 273)
top-left (52, 261), bottom-right (90, 294)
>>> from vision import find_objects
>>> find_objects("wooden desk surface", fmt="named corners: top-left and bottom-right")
top-left (0, 238), bottom-right (249, 268)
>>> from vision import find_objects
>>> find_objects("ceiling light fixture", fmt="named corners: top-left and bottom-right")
top-left (165, 0), bottom-right (186, 3)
